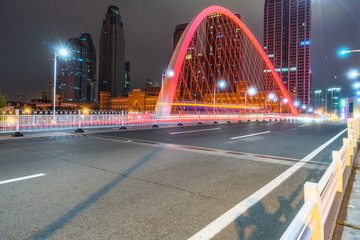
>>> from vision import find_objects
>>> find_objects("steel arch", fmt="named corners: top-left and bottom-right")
top-left (156, 6), bottom-right (298, 115)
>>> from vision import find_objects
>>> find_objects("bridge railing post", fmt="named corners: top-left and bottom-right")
top-left (304, 182), bottom-right (323, 240)
top-left (75, 110), bottom-right (84, 133)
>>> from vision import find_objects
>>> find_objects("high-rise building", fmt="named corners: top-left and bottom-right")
top-left (264, 0), bottom-right (311, 106)
top-left (314, 90), bottom-right (326, 113)
top-left (327, 87), bottom-right (341, 115)
top-left (80, 33), bottom-right (97, 102)
top-left (174, 23), bottom-right (188, 50)
top-left (99, 5), bottom-right (125, 98)
top-left (58, 34), bottom-right (95, 103)
top-left (124, 61), bottom-right (131, 95)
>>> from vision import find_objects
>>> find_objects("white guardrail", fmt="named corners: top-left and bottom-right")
top-left (281, 118), bottom-right (360, 240)
top-left (0, 109), bottom-right (298, 134)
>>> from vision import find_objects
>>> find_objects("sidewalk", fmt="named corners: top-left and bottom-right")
top-left (333, 152), bottom-right (360, 239)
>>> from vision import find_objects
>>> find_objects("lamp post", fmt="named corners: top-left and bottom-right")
top-left (53, 49), bottom-right (68, 122)
top-left (266, 92), bottom-right (276, 113)
top-left (302, 104), bottom-right (307, 115)
top-left (280, 98), bottom-right (288, 114)
top-left (339, 49), bottom-right (360, 56)
top-left (161, 73), bottom-right (165, 102)
top-left (161, 70), bottom-right (174, 103)
top-left (245, 87), bottom-right (257, 113)
top-left (213, 80), bottom-right (226, 122)
top-left (348, 70), bottom-right (360, 79)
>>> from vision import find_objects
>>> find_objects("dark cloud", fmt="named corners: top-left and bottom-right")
top-left (0, 0), bottom-right (359, 101)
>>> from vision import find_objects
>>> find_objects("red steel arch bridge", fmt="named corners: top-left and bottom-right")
top-left (155, 6), bottom-right (298, 117)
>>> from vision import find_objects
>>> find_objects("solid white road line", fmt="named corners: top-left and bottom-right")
top-left (169, 128), bottom-right (221, 135)
top-left (0, 173), bottom-right (45, 185)
top-left (230, 131), bottom-right (271, 140)
top-left (188, 128), bottom-right (347, 240)
top-left (298, 124), bottom-right (311, 128)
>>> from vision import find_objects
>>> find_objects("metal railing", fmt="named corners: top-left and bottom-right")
top-left (0, 109), bottom-right (298, 134)
top-left (280, 118), bottom-right (359, 240)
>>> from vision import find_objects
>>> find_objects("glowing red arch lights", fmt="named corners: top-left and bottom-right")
top-left (156, 6), bottom-right (298, 115)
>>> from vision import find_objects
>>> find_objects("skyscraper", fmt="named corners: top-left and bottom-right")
top-left (174, 23), bottom-right (188, 50)
top-left (80, 33), bottom-right (97, 102)
top-left (99, 5), bottom-right (125, 98)
top-left (59, 35), bottom-right (95, 103)
top-left (264, 0), bottom-right (311, 106)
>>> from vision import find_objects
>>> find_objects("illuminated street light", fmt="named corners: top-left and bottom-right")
top-left (338, 48), bottom-right (360, 57)
top-left (294, 100), bottom-right (300, 107)
top-left (349, 70), bottom-right (360, 79)
top-left (214, 80), bottom-right (227, 104)
top-left (268, 92), bottom-right (276, 101)
top-left (353, 82), bottom-right (360, 89)
top-left (302, 105), bottom-right (307, 110)
top-left (59, 49), bottom-right (68, 56)
top-left (53, 48), bottom-right (69, 122)
top-left (161, 70), bottom-right (175, 102)
top-left (167, 70), bottom-right (175, 77)
top-left (248, 87), bottom-right (257, 96)
top-left (282, 98), bottom-right (289, 104)
top-left (213, 80), bottom-right (227, 122)
top-left (218, 80), bottom-right (226, 89)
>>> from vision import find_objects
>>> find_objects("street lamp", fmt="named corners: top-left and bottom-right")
top-left (294, 100), bottom-right (300, 108)
top-left (266, 92), bottom-right (276, 113)
top-left (214, 80), bottom-right (227, 120)
top-left (214, 80), bottom-right (226, 104)
top-left (348, 70), bottom-right (360, 79)
top-left (161, 70), bottom-right (175, 102)
top-left (53, 48), bottom-right (69, 121)
top-left (244, 87), bottom-right (256, 114)
top-left (339, 49), bottom-right (360, 56)
top-left (280, 98), bottom-right (288, 113)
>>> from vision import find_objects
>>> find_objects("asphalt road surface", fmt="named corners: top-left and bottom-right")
top-left (0, 120), bottom-right (347, 239)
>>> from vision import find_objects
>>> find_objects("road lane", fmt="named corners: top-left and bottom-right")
top-left (93, 121), bottom-right (346, 159)
top-left (0, 134), bottom-right (291, 239)
top-left (0, 121), bottom-right (348, 239)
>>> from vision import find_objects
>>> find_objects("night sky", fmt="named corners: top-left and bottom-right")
top-left (0, 0), bottom-right (359, 102)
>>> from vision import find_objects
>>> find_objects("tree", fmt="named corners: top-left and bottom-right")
top-left (0, 89), bottom-right (7, 109)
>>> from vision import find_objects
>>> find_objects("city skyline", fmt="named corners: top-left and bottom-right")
top-left (0, 0), bottom-right (359, 101)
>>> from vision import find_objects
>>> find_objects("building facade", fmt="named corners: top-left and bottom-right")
top-left (264, 0), bottom-right (311, 106)
top-left (174, 23), bottom-right (188, 50)
top-left (80, 33), bottom-right (97, 102)
top-left (99, 5), bottom-right (125, 98)
top-left (99, 89), bottom-right (158, 112)
top-left (58, 34), bottom-right (96, 103)
top-left (327, 87), bottom-right (341, 116)
top-left (314, 90), bottom-right (326, 113)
